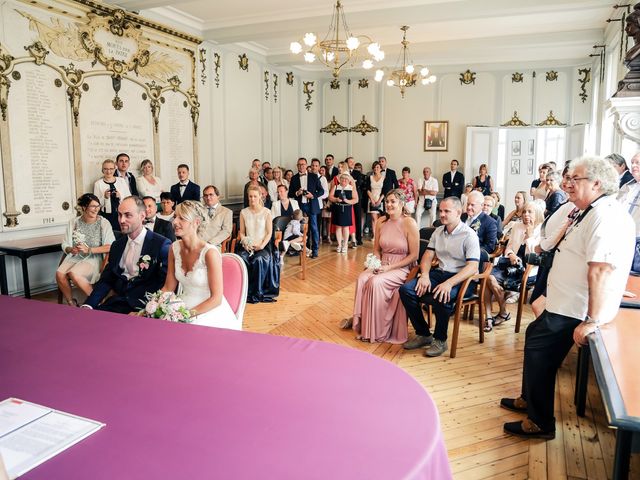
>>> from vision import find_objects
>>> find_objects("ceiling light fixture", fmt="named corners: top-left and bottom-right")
top-left (289, 1), bottom-right (385, 78)
top-left (374, 26), bottom-right (435, 98)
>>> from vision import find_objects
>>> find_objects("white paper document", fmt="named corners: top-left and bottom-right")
top-left (0, 398), bottom-right (105, 479)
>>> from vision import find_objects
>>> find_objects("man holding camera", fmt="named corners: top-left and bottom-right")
top-left (501, 156), bottom-right (635, 440)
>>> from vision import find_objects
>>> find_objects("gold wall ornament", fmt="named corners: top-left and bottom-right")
top-left (511, 72), bottom-right (524, 83)
top-left (199, 48), bottom-right (206, 85)
top-left (187, 86), bottom-right (200, 136)
top-left (273, 73), bottom-right (278, 103)
top-left (145, 81), bottom-right (162, 132)
top-left (546, 70), bottom-right (558, 81)
top-left (501, 111), bottom-right (530, 127)
top-left (330, 78), bottom-right (340, 89)
top-left (238, 53), bottom-right (248, 71)
top-left (303, 81), bottom-right (314, 110)
top-left (358, 78), bottom-right (368, 88)
top-left (213, 52), bottom-right (221, 87)
top-left (460, 69), bottom-right (476, 85)
top-left (17, 9), bottom-right (182, 83)
top-left (578, 68), bottom-right (591, 103)
top-left (0, 48), bottom-right (15, 122)
top-left (350, 115), bottom-right (378, 136)
top-left (11, 71), bottom-right (20, 81)
top-left (167, 75), bottom-right (181, 91)
top-left (320, 116), bottom-right (348, 135)
top-left (286, 72), bottom-right (294, 85)
top-left (264, 71), bottom-right (269, 100)
top-left (61, 63), bottom-right (85, 126)
top-left (3, 212), bottom-right (19, 228)
top-left (24, 41), bottom-right (49, 65)
top-left (536, 111), bottom-right (566, 126)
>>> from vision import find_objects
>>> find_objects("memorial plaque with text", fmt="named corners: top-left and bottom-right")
top-left (158, 91), bottom-right (194, 179)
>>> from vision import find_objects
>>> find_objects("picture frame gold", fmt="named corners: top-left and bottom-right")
top-left (424, 121), bottom-right (449, 152)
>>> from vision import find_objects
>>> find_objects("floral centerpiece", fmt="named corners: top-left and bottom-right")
top-left (364, 253), bottom-right (382, 271)
top-left (140, 290), bottom-right (192, 323)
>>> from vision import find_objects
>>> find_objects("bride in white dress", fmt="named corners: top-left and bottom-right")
top-left (160, 200), bottom-right (240, 330)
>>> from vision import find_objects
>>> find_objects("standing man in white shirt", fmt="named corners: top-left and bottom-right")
top-left (312, 159), bottom-right (329, 240)
top-left (116, 153), bottom-right (138, 197)
top-left (415, 167), bottom-right (439, 228)
top-left (501, 156), bottom-right (635, 440)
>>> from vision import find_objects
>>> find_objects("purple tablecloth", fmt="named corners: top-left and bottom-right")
top-left (0, 296), bottom-right (451, 479)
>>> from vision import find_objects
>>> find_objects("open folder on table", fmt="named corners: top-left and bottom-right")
top-left (0, 398), bottom-right (104, 479)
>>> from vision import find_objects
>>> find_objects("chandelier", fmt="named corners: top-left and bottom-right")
top-left (374, 26), bottom-right (436, 98)
top-left (289, 1), bottom-right (384, 78)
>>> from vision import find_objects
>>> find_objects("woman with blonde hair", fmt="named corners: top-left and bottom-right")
top-left (484, 201), bottom-right (545, 331)
top-left (473, 163), bottom-right (494, 195)
top-left (136, 159), bottom-right (164, 203)
top-left (156, 200), bottom-right (239, 330)
top-left (238, 185), bottom-right (280, 303)
top-left (267, 166), bottom-right (289, 203)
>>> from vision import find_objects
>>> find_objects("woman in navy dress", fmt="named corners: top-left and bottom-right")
top-left (329, 174), bottom-right (359, 254)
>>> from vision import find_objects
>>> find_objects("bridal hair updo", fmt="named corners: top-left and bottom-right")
top-left (175, 200), bottom-right (208, 236)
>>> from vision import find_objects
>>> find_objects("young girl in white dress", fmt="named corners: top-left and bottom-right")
top-left (160, 200), bottom-right (240, 330)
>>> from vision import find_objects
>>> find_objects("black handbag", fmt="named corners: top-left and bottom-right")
top-left (424, 198), bottom-right (433, 210)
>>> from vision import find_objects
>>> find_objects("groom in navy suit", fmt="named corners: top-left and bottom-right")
top-left (460, 191), bottom-right (498, 255)
top-left (83, 196), bottom-right (171, 314)
top-left (289, 157), bottom-right (324, 258)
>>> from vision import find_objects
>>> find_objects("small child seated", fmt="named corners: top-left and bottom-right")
top-left (283, 209), bottom-right (305, 255)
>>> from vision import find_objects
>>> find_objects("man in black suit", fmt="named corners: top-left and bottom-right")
top-left (379, 156), bottom-right (399, 196)
top-left (82, 196), bottom-right (171, 314)
top-left (170, 164), bottom-right (201, 204)
top-left (460, 191), bottom-right (498, 255)
top-left (347, 156), bottom-right (365, 245)
top-left (142, 196), bottom-right (176, 242)
top-left (442, 159), bottom-right (465, 198)
top-left (324, 154), bottom-right (339, 180)
top-left (606, 153), bottom-right (634, 187)
top-left (289, 157), bottom-right (324, 258)
top-left (116, 153), bottom-right (138, 196)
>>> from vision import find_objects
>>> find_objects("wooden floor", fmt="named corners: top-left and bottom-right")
top-left (36, 241), bottom-right (639, 479)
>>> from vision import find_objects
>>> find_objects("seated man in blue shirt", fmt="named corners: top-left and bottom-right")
top-left (400, 197), bottom-right (480, 357)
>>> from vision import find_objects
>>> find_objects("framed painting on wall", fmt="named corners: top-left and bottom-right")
top-left (527, 158), bottom-right (535, 175)
top-left (511, 141), bottom-right (521, 156)
top-left (511, 159), bottom-right (521, 175)
top-left (424, 121), bottom-right (449, 152)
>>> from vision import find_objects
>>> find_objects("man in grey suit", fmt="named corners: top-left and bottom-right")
top-left (202, 185), bottom-right (233, 247)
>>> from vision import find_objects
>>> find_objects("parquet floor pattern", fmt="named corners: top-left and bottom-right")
top-left (35, 241), bottom-right (639, 479)
top-left (244, 242), bottom-right (640, 480)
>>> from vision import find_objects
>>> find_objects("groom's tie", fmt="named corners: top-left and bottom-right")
top-left (124, 242), bottom-right (137, 277)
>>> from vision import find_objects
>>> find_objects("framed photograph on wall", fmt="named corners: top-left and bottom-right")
top-left (511, 141), bottom-right (521, 156)
top-left (527, 158), bottom-right (535, 175)
top-left (424, 121), bottom-right (449, 152)
top-left (511, 158), bottom-right (521, 175)
top-left (528, 139), bottom-right (535, 156)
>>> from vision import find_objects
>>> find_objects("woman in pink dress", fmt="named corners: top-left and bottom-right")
top-left (347, 189), bottom-right (419, 343)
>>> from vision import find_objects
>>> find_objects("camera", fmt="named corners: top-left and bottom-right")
top-left (109, 183), bottom-right (117, 192)
top-left (524, 250), bottom-right (555, 268)
top-left (302, 189), bottom-right (308, 196)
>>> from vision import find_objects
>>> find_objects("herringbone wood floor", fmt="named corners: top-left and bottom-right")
top-left (36, 241), bottom-right (639, 479)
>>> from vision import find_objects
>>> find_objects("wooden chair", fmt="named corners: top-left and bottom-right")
top-left (56, 253), bottom-right (109, 304)
top-left (514, 263), bottom-right (535, 333)
top-left (220, 224), bottom-right (236, 253)
top-left (448, 261), bottom-right (494, 358)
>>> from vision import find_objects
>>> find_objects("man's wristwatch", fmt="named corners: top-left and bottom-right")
top-left (584, 315), bottom-right (599, 326)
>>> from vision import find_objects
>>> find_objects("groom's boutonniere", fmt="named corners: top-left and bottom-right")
top-left (136, 255), bottom-right (152, 275)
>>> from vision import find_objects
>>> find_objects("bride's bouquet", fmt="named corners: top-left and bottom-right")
top-left (141, 290), bottom-right (193, 323)
top-left (364, 253), bottom-right (382, 271)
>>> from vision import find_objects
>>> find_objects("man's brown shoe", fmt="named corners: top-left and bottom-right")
top-left (504, 418), bottom-right (555, 440)
top-left (500, 397), bottom-right (527, 413)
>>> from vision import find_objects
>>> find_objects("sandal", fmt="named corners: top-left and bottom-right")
top-left (483, 318), bottom-right (494, 332)
top-left (494, 312), bottom-right (511, 326)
